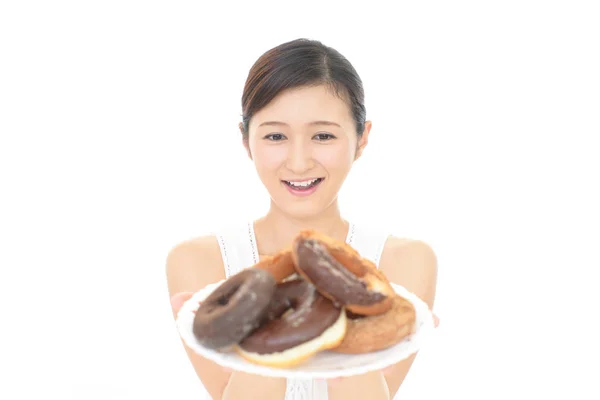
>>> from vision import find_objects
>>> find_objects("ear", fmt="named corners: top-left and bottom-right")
top-left (354, 120), bottom-right (372, 161)
top-left (240, 122), bottom-right (253, 160)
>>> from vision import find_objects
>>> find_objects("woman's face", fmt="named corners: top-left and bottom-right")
top-left (245, 84), bottom-right (371, 219)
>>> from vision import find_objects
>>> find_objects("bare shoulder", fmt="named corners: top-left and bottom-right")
top-left (380, 236), bottom-right (438, 272)
top-left (378, 236), bottom-right (438, 309)
top-left (165, 235), bottom-right (226, 296)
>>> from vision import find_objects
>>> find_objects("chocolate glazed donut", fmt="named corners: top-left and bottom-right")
top-left (292, 230), bottom-right (396, 316)
top-left (235, 279), bottom-right (347, 368)
top-left (193, 268), bottom-right (276, 350)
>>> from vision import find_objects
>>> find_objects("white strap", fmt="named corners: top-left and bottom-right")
top-left (214, 222), bottom-right (256, 278)
top-left (348, 223), bottom-right (391, 268)
top-left (215, 231), bottom-right (233, 278)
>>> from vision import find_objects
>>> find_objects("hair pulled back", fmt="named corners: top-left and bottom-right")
top-left (240, 38), bottom-right (366, 140)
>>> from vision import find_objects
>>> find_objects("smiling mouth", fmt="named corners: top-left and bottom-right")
top-left (282, 178), bottom-right (324, 190)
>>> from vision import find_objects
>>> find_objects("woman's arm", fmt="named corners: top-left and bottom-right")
top-left (327, 237), bottom-right (438, 400)
top-left (166, 236), bottom-right (287, 400)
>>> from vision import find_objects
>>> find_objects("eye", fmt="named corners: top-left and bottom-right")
top-left (313, 132), bottom-right (336, 141)
top-left (264, 133), bottom-right (286, 141)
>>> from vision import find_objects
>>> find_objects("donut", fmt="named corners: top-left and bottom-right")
top-left (234, 279), bottom-right (347, 368)
top-left (252, 247), bottom-right (297, 282)
top-left (291, 230), bottom-right (396, 316)
top-left (330, 294), bottom-right (417, 354)
top-left (192, 268), bottom-right (276, 350)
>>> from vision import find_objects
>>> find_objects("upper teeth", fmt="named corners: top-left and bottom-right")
top-left (288, 179), bottom-right (319, 187)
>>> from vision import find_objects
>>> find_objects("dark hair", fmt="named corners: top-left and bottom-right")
top-left (240, 38), bottom-right (366, 140)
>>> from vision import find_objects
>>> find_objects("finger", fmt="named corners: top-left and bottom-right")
top-left (170, 292), bottom-right (194, 315)
top-left (433, 313), bottom-right (440, 328)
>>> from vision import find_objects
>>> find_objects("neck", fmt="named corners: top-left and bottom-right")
top-left (254, 199), bottom-right (349, 255)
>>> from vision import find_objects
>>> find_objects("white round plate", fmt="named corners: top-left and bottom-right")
top-left (175, 280), bottom-right (435, 379)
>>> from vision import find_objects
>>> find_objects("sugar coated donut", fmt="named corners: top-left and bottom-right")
top-left (331, 294), bottom-right (417, 354)
top-left (192, 268), bottom-right (276, 349)
top-left (292, 230), bottom-right (396, 316)
top-left (235, 279), bottom-right (347, 368)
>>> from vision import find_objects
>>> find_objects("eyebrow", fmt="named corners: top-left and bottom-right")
top-left (258, 120), bottom-right (341, 128)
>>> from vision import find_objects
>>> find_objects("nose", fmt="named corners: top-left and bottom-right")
top-left (285, 138), bottom-right (314, 175)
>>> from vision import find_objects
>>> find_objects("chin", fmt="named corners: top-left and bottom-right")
top-left (263, 179), bottom-right (338, 218)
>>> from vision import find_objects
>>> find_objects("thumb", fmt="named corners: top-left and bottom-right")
top-left (433, 313), bottom-right (440, 328)
top-left (170, 292), bottom-right (194, 316)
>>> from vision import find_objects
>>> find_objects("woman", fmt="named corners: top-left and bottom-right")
top-left (167, 38), bottom-right (439, 400)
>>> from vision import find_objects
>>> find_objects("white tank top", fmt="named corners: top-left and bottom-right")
top-left (214, 221), bottom-right (391, 400)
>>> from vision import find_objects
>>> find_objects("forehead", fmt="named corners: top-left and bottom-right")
top-left (250, 85), bottom-right (354, 130)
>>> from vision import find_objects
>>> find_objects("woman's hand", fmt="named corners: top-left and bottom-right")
top-left (170, 292), bottom-right (194, 315)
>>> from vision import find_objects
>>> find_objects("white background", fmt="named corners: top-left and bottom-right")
top-left (1, 1), bottom-right (599, 399)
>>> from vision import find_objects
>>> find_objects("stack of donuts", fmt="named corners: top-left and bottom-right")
top-left (192, 230), bottom-right (417, 368)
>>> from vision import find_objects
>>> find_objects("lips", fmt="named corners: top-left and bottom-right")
top-left (282, 178), bottom-right (324, 190)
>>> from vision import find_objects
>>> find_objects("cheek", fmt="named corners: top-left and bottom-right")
top-left (252, 145), bottom-right (287, 174)
top-left (313, 145), bottom-right (354, 174)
